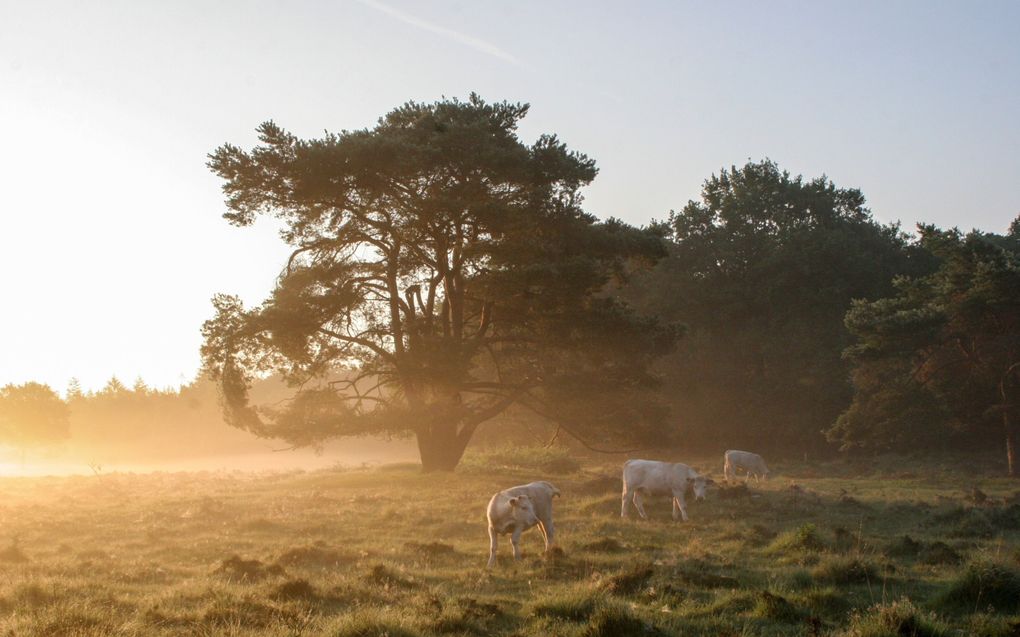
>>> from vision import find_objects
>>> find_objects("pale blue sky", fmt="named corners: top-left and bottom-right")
top-left (1, 0), bottom-right (1018, 392)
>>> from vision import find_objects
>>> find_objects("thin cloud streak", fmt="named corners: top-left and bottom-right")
top-left (353, 0), bottom-right (521, 66)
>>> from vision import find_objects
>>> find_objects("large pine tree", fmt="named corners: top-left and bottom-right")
top-left (201, 95), bottom-right (676, 471)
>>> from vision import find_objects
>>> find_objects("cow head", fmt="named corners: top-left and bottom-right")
top-left (690, 474), bottom-right (714, 501)
top-left (508, 494), bottom-right (539, 527)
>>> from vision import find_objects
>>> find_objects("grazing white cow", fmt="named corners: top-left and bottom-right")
top-left (486, 481), bottom-right (559, 568)
top-left (723, 450), bottom-right (770, 483)
top-left (621, 459), bottom-right (713, 522)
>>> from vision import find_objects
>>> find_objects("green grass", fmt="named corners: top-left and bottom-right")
top-left (0, 449), bottom-right (1017, 635)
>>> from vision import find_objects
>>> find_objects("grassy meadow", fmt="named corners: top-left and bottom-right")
top-left (1, 447), bottom-right (1018, 636)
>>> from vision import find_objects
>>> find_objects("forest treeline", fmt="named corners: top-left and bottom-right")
top-left (2, 97), bottom-right (1017, 473)
top-left (4, 160), bottom-right (1015, 467)
top-left (626, 160), bottom-right (1018, 468)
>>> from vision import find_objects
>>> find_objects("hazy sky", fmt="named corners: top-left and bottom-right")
top-left (1, 1), bottom-right (1018, 392)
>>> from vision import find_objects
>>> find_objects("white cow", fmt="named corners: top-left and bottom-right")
top-left (486, 481), bottom-right (559, 568)
top-left (723, 450), bottom-right (770, 483)
top-left (621, 459), bottom-right (713, 522)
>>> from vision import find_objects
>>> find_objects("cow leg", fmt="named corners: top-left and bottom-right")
top-left (633, 490), bottom-right (649, 519)
top-left (539, 518), bottom-right (555, 550)
top-left (510, 527), bottom-right (523, 561)
top-left (621, 487), bottom-right (631, 518)
top-left (673, 489), bottom-right (689, 521)
top-left (487, 526), bottom-right (498, 568)
top-left (724, 461), bottom-right (733, 483)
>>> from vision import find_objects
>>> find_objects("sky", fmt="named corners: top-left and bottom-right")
top-left (1, 0), bottom-right (1018, 393)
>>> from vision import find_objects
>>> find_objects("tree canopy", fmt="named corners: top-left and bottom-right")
top-left (830, 221), bottom-right (1020, 475)
top-left (202, 95), bottom-right (676, 471)
top-left (0, 382), bottom-right (70, 450)
top-left (627, 160), bottom-right (926, 452)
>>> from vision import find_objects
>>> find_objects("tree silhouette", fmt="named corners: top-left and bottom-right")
top-left (0, 382), bottom-right (70, 454)
top-left (202, 95), bottom-right (675, 471)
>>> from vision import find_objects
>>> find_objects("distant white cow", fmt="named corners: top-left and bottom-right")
top-left (621, 459), bottom-right (713, 522)
top-left (723, 450), bottom-right (770, 483)
top-left (486, 481), bottom-right (559, 568)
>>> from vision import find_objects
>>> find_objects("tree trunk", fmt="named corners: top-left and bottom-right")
top-left (416, 422), bottom-right (471, 472)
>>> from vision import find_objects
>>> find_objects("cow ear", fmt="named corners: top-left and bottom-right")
top-left (508, 497), bottom-right (519, 508)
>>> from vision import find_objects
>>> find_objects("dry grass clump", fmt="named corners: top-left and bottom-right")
top-left (920, 541), bottom-right (962, 565)
top-left (403, 540), bottom-right (456, 557)
top-left (933, 562), bottom-right (1020, 613)
top-left (272, 578), bottom-right (319, 601)
top-left (461, 445), bottom-right (580, 475)
top-left (716, 483), bottom-right (754, 499)
top-left (677, 566), bottom-right (740, 589)
top-left (797, 587), bottom-right (853, 619)
top-left (751, 590), bottom-right (803, 622)
top-left (275, 543), bottom-right (352, 569)
top-left (766, 523), bottom-right (827, 556)
top-left (839, 599), bottom-right (949, 637)
top-left (812, 556), bottom-right (878, 585)
top-left (213, 554), bottom-right (285, 581)
top-left (36, 610), bottom-right (113, 637)
top-left (582, 602), bottom-right (661, 637)
top-left (577, 474), bottom-right (621, 496)
top-left (885, 534), bottom-right (924, 558)
top-left (201, 595), bottom-right (296, 628)
top-left (328, 610), bottom-right (423, 637)
top-left (363, 563), bottom-right (417, 589)
top-left (965, 612), bottom-right (1020, 637)
top-left (530, 589), bottom-right (601, 621)
top-left (582, 537), bottom-right (625, 553)
top-left (884, 535), bottom-right (962, 565)
top-left (599, 563), bottom-right (654, 595)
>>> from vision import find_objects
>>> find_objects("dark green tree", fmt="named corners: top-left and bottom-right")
top-left (629, 160), bottom-right (924, 452)
top-left (202, 95), bottom-right (676, 471)
top-left (830, 221), bottom-right (1020, 475)
top-left (0, 382), bottom-right (71, 452)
